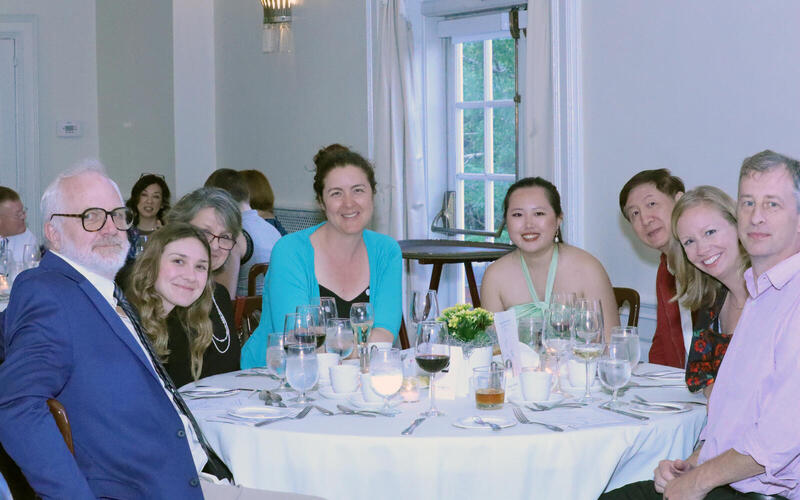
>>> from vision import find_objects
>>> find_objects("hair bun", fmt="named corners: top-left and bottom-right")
top-left (313, 143), bottom-right (351, 168)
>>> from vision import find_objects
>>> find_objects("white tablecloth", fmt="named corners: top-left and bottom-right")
top-left (186, 364), bottom-right (705, 500)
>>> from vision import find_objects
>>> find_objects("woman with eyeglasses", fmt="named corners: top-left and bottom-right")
top-left (125, 222), bottom-right (238, 386)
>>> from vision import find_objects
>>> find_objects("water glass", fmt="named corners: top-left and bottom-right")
top-left (610, 326), bottom-right (640, 371)
top-left (266, 333), bottom-right (289, 389)
top-left (369, 347), bottom-right (403, 413)
top-left (22, 244), bottom-right (40, 269)
top-left (542, 295), bottom-right (574, 394)
top-left (325, 318), bottom-right (354, 359)
top-left (598, 341), bottom-right (633, 408)
top-left (285, 344), bottom-right (319, 404)
top-left (350, 302), bottom-right (374, 371)
top-left (517, 316), bottom-right (543, 352)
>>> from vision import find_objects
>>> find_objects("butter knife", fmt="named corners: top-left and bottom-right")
top-left (599, 403), bottom-right (650, 421)
top-left (401, 417), bottom-right (426, 435)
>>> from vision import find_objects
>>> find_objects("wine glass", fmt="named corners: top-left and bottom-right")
top-left (285, 344), bottom-right (319, 404)
top-left (266, 333), bottom-right (289, 389)
top-left (410, 290), bottom-right (440, 326)
top-left (22, 244), bottom-right (40, 270)
top-left (369, 347), bottom-right (403, 414)
top-left (283, 312), bottom-right (304, 347)
top-left (325, 318), bottom-right (354, 360)
top-left (296, 304), bottom-right (325, 349)
top-left (415, 320), bottom-right (450, 417)
top-left (571, 298), bottom-right (604, 403)
top-left (610, 326), bottom-right (640, 373)
top-left (350, 302), bottom-right (374, 371)
top-left (542, 293), bottom-right (575, 394)
top-left (135, 234), bottom-right (148, 256)
top-left (318, 297), bottom-right (338, 323)
top-left (598, 340), bottom-right (633, 408)
top-left (517, 316), bottom-right (543, 353)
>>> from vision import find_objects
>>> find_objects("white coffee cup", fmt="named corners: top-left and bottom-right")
top-left (520, 369), bottom-right (552, 401)
top-left (316, 353), bottom-right (340, 384)
top-left (360, 373), bottom-right (384, 402)
top-left (567, 358), bottom-right (597, 388)
top-left (329, 364), bottom-right (359, 393)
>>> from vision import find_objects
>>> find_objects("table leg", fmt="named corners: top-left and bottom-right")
top-left (464, 263), bottom-right (481, 307)
top-left (428, 263), bottom-right (443, 292)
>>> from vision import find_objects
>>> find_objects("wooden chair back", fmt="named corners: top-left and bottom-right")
top-left (233, 295), bottom-right (263, 345)
top-left (613, 287), bottom-right (641, 327)
top-left (399, 318), bottom-right (410, 350)
top-left (247, 263), bottom-right (269, 297)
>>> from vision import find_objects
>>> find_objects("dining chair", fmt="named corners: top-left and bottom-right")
top-left (398, 318), bottom-right (410, 350)
top-left (233, 295), bottom-right (263, 346)
top-left (613, 287), bottom-right (640, 327)
top-left (247, 263), bottom-right (269, 297)
top-left (47, 399), bottom-right (74, 455)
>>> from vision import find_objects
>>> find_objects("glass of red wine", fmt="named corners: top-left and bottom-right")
top-left (415, 320), bottom-right (450, 417)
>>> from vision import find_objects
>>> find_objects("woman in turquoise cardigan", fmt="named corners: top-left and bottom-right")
top-left (241, 145), bottom-right (401, 369)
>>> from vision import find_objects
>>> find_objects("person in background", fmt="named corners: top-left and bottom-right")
top-left (481, 177), bottom-right (619, 338)
top-left (671, 186), bottom-right (749, 399)
top-left (241, 169), bottom-right (288, 236)
top-left (241, 144), bottom-right (401, 369)
top-left (124, 174), bottom-right (171, 261)
top-left (619, 169), bottom-right (691, 368)
top-left (205, 169), bottom-right (281, 297)
top-left (165, 188), bottom-right (245, 350)
top-left (602, 150), bottom-right (800, 500)
top-left (0, 186), bottom-right (38, 262)
top-left (126, 223), bottom-right (239, 388)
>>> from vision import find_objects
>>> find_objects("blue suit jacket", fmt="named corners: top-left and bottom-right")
top-left (0, 253), bottom-right (204, 499)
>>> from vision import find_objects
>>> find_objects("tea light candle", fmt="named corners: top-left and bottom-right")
top-left (399, 377), bottom-right (419, 402)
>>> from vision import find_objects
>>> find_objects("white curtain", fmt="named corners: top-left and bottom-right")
top-left (523, 0), bottom-right (555, 180)
top-left (374, 0), bottom-right (429, 297)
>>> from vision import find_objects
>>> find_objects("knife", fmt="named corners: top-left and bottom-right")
top-left (401, 417), bottom-right (426, 435)
top-left (599, 403), bottom-right (650, 421)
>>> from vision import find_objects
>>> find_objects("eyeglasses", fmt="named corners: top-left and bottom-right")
top-left (50, 207), bottom-right (134, 232)
top-left (199, 229), bottom-right (236, 250)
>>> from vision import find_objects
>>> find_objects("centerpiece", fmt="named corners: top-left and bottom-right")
top-left (438, 304), bottom-right (495, 368)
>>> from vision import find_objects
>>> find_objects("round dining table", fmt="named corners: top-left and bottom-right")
top-left (185, 364), bottom-right (706, 500)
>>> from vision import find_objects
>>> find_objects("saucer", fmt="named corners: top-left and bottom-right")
top-left (227, 406), bottom-right (292, 420)
top-left (453, 416), bottom-right (517, 430)
top-left (318, 385), bottom-right (359, 400)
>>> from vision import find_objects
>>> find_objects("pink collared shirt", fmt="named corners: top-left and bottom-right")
top-left (699, 251), bottom-right (800, 498)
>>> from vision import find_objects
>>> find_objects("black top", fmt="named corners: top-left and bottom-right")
top-left (318, 284), bottom-right (370, 319)
top-left (165, 282), bottom-right (241, 388)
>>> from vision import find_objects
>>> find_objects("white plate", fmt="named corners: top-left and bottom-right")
top-left (509, 393), bottom-right (565, 406)
top-left (318, 385), bottom-right (359, 400)
top-left (180, 387), bottom-right (241, 398)
top-left (628, 401), bottom-right (690, 414)
top-left (227, 406), bottom-right (292, 420)
top-left (348, 394), bottom-right (401, 410)
top-left (453, 416), bottom-right (517, 430)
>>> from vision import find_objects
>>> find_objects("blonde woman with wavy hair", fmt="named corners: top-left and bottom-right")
top-left (127, 223), bottom-right (218, 385)
top-left (670, 186), bottom-right (749, 397)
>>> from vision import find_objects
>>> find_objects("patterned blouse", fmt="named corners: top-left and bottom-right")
top-left (685, 289), bottom-right (732, 393)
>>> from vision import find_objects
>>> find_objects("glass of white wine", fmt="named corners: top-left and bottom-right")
top-left (350, 302), bottom-right (374, 371)
top-left (369, 347), bottom-right (403, 414)
top-left (572, 298), bottom-right (604, 403)
top-left (598, 340), bottom-right (633, 408)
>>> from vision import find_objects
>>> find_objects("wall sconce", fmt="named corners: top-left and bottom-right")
top-left (261, 0), bottom-right (293, 53)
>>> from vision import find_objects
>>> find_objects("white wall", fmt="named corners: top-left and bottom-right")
top-left (581, 0), bottom-right (800, 346)
top-left (0, 0), bottom-right (99, 200)
top-left (96, 0), bottom-right (174, 197)
top-left (213, 0), bottom-right (371, 210)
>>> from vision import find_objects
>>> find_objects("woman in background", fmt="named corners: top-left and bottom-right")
top-left (671, 186), bottom-right (748, 398)
top-left (241, 169), bottom-right (288, 236)
top-left (127, 223), bottom-right (239, 387)
top-left (125, 174), bottom-right (171, 257)
top-left (241, 145), bottom-right (401, 369)
top-left (481, 177), bottom-right (619, 337)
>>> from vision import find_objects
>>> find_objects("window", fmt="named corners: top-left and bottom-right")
top-left (449, 33), bottom-right (519, 245)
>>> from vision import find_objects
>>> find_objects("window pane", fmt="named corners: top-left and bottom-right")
top-left (493, 106), bottom-right (515, 175)
top-left (463, 108), bottom-right (484, 174)
top-left (493, 179), bottom-right (513, 238)
top-left (461, 41), bottom-right (484, 102)
top-left (463, 179), bottom-right (486, 231)
top-left (492, 38), bottom-right (515, 100)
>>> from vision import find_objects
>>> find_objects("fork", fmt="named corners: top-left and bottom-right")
top-left (473, 416), bottom-right (502, 431)
top-left (255, 405), bottom-right (313, 427)
top-left (527, 402), bottom-right (585, 411)
top-left (512, 407), bottom-right (564, 432)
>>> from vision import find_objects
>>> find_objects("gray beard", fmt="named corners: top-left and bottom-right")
top-left (59, 234), bottom-right (130, 280)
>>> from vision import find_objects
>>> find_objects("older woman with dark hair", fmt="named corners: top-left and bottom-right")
top-left (241, 144), bottom-right (402, 369)
top-left (125, 223), bottom-right (237, 386)
top-left (241, 169), bottom-right (287, 236)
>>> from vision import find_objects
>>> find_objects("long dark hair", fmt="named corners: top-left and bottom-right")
top-left (126, 174), bottom-right (171, 225)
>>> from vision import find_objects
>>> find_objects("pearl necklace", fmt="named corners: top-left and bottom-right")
top-left (211, 294), bottom-right (231, 354)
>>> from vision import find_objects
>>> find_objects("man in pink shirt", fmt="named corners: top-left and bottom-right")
top-left (603, 150), bottom-right (800, 500)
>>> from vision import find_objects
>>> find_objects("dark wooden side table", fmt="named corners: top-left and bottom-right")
top-left (398, 239), bottom-right (513, 308)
